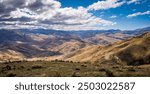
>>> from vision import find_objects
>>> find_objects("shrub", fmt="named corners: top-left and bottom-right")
top-left (81, 64), bottom-right (87, 67)
top-left (105, 70), bottom-right (114, 77)
top-left (20, 66), bottom-right (25, 69)
top-left (54, 72), bottom-right (61, 77)
top-left (98, 68), bottom-right (106, 72)
top-left (2, 65), bottom-right (11, 71)
top-left (75, 68), bottom-right (80, 71)
top-left (127, 67), bottom-right (136, 72)
top-left (71, 72), bottom-right (80, 77)
top-left (31, 65), bottom-right (43, 69)
top-left (6, 72), bottom-right (16, 77)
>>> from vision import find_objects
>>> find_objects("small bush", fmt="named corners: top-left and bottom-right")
top-left (54, 72), bottom-right (61, 77)
top-left (112, 66), bottom-right (119, 69)
top-left (71, 72), bottom-right (80, 77)
top-left (127, 67), bottom-right (136, 72)
top-left (69, 61), bottom-right (74, 63)
top-left (75, 68), bottom-right (80, 71)
top-left (27, 68), bottom-right (31, 71)
top-left (14, 61), bottom-right (22, 63)
top-left (105, 70), bottom-right (114, 77)
top-left (98, 69), bottom-right (106, 72)
top-left (31, 65), bottom-right (43, 69)
top-left (20, 66), bottom-right (25, 69)
top-left (2, 65), bottom-right (11, 71)
top-left (6, 72), bottom-right (16, 77)
top-left (81, 64), bottom-right (87, 67)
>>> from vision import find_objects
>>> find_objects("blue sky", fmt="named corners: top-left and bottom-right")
top-left (0, 0), bottom-right (150, 30)
top-left (60, 0), bottom-right (100, 8)
top-left (60, 0), bottom-right (150, 30)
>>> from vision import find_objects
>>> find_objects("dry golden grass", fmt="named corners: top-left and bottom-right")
top-left (64, 32), bottom-right (150, 65)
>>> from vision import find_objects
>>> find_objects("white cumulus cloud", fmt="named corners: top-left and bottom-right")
top-left (0, 0), bottom-right (116, 30)
top-left (127, 10), bottom-right (150, 18)
top-left (127, 0), bottom-right (138, 4)
top-left (88, 0), bottom-right (125, 11)
top-left (109, 15), bottom-right (117, 18)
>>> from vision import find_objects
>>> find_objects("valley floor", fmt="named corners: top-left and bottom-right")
top-left (0, 61), bottom-right (150, 77)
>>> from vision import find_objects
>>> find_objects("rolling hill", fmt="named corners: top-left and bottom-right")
top-left (0, 27), bottom-right (150, 62)
top-left (64, 32), bottom-right (150, 65)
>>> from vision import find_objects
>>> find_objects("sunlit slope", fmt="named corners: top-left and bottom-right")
top-left (65, 32), bottom-right (150, 65)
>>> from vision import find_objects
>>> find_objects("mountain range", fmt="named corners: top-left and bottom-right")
top-left (0, 27), bottom-right (150, 64)
top-left (64, 32), bottom-right (150, 65)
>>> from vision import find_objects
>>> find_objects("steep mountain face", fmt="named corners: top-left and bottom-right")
top-left (64, 32), bottom-right (150, 65)
top-left (0, 27), bottom-right (150, 62)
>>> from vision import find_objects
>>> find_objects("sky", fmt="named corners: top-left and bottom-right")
top-left (0, 0), bottom-right (150, 30)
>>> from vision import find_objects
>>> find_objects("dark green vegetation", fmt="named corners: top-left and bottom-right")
top-left (0, 60), bottom-right (150, 77)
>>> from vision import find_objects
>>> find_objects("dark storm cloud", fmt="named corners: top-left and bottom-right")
top-left (0, 0), bottom-right (38, 25)
top-left (0, 17), bottom-right (32, 22)
top-left (0, 0), bottom-right (61, 20)
top-left (28, 1), bottom-right (44, 11)
top-left (40, 20), bottom-right (83, 26)
top-left (0, 0), bottom-right (25, 14)
top-left (28, 1), bottom-right (60, 13)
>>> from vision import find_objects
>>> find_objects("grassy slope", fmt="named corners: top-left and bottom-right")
top-left (0, 61), bottom-right (150, 77)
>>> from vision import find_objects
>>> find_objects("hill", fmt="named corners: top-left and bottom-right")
top-left (0, 27), bottom-right (150, 62)
top-left (64, 32), bottom-right (150, 65)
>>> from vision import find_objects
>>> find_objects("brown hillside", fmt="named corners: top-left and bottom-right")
top-left (64, 32), bottom-right (150, 65)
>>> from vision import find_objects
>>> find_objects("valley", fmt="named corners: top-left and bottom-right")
top-left (0, 27), bottom-right (150, 77)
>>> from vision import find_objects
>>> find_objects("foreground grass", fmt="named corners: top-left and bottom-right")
top-left (0, 61), bottom-right (150, 77)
